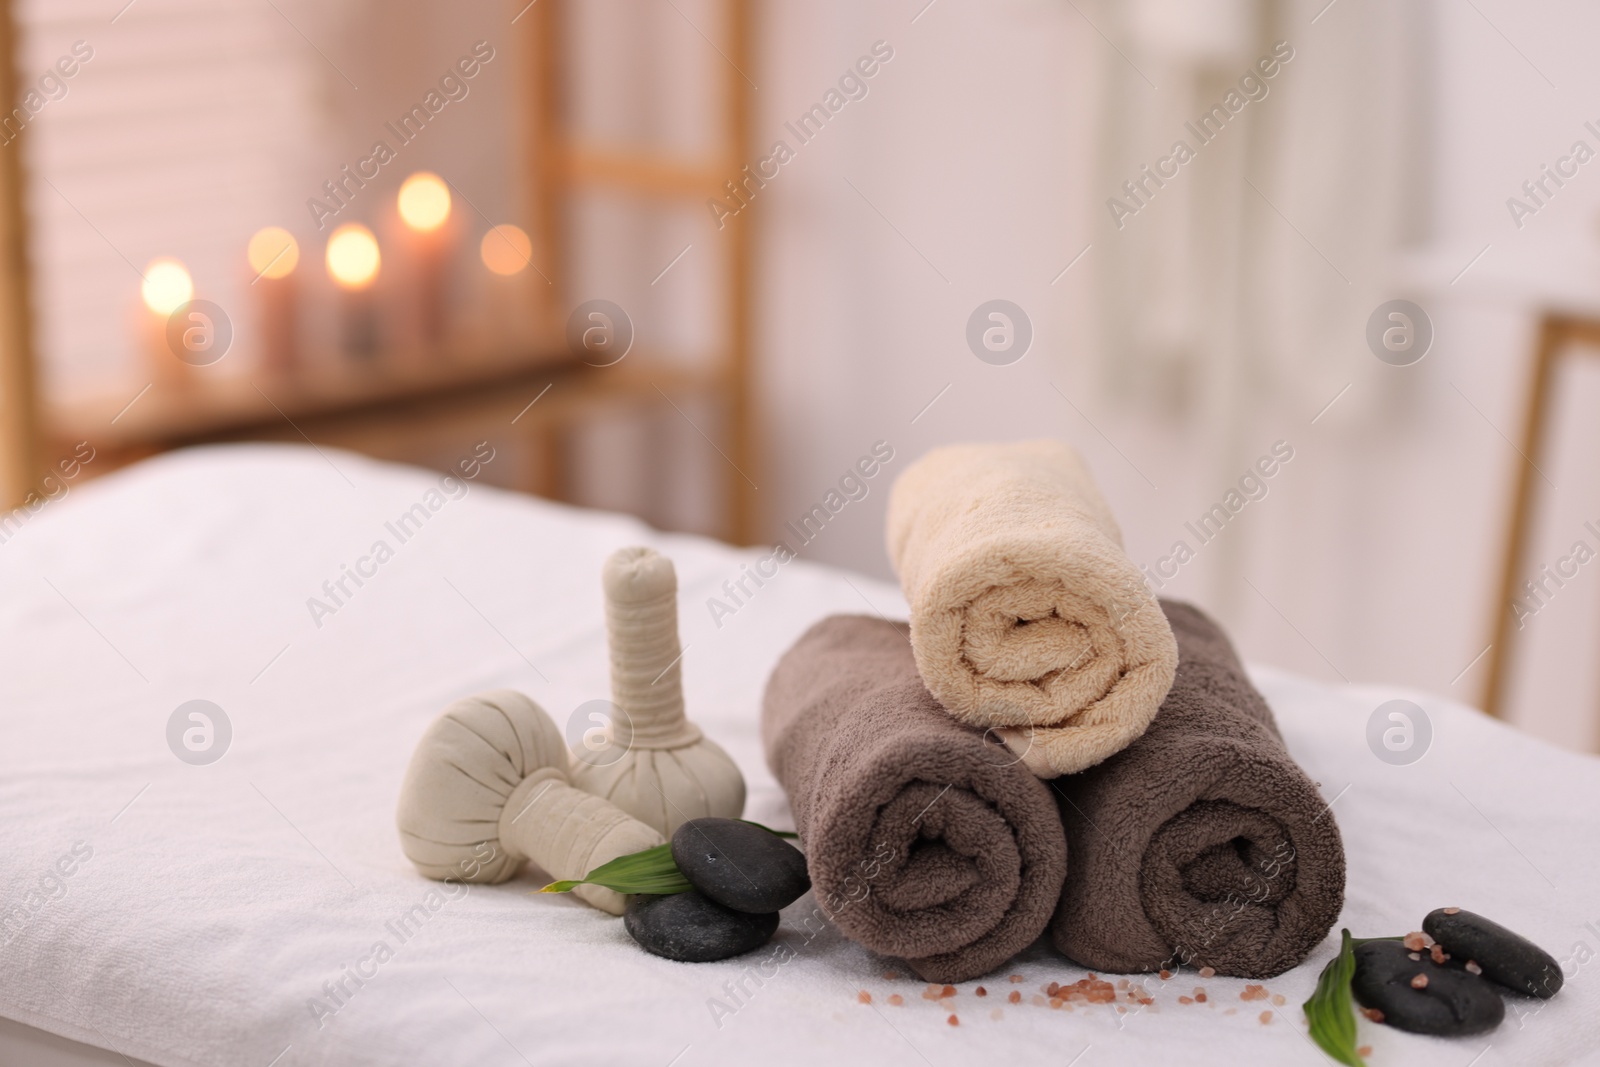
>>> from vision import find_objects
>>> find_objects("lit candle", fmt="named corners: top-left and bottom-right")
top-left (397, 171), bottom-right (452, 352)
top-left (478, 223), bottom-right (534, 349)
top-left (325, 223), bottom-right (381, 359)
top-left (247, 226), bottom-right (300, 375)
top-left (140, 257), bottom-right (193, 379)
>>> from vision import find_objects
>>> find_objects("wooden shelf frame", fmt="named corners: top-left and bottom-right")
top-left (0, 0), bottom-right (761, 545)
top-left (525, 0), bottom-right (759, 543)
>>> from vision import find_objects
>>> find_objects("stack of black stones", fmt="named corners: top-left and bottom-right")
top-left (1352, 908), bottom-right (1564, 1036)
top-left (625, 818), bottom-right (811, 963)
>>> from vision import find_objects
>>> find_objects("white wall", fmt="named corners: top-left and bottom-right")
top-left (755, 0), bottom-right (1097, 575)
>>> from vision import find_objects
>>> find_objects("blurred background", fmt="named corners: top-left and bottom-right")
top-left (1, 0), bottom-right (1597, 753)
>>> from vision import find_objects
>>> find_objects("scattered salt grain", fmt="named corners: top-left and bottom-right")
top-left (947, 1014), bottom-right (959, 1027)
top-left (888, 994), bottom-right (904, 1006)
top-left (1410, 974), bottom-right (1429, 990)
top-left (1008, 991), bottom-right (1022, 1004)
top-left (1198, 966), bottom-right (1216, 978)
top-left (1443, 907), bottom-right (1460, 915)
top-left (1259, 1011), bottom-right (1273, 1025)
top-left (976, 986), bottom-right (987, 997)
top-left (1403, 932), bottom-right (1427, 951)
top-left (1466, 961), bottom-right (1483, 975)
top-left (857, 991), bottom-right (872, 1004)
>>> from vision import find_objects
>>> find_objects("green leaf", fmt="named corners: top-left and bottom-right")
top-left (538, 820), bottom-right (799, 897)
top-left (1304, 929), bottom-right (1364, 1066)
top-left (538, 843), bottom-right (692, 896)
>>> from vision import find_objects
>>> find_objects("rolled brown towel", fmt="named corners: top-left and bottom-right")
top-left (1051, 600), bottom-right (1345, 978)
top-left (763, 615), bottom-right (1068, 983)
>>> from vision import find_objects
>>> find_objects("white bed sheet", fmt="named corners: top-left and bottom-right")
top-left (1, 444), bottom-right (1597, 1067)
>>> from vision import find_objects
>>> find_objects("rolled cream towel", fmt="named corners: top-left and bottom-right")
top-left (1050, 601), bottom-right (1346, 978)
top-left (762, 615), bottom-right (1068, 983)
top-left (397, 689), bottom-right (663, 915)
top-left (885, 440), bottom-right (1178, 776)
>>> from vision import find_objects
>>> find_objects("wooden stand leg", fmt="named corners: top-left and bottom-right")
top-left (0, 0), bottom-right (40, 510)
top-left (525, 419), bottom-right (566, 501)
top-left (1482, 315), bottom-right (1563, 718)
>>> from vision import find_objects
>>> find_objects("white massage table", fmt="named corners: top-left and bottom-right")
top-left (1, 445), bottom-right (1596, 1067)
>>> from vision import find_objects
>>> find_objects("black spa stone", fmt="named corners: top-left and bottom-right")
top-left (671, 817), bottom-right (811, 914)
top-left (1351, 940), bottom-right (1504, 1036)
top-left (1424, 908), bottom-right (1564, 999)
top-left (624, 890), bottom-right (779, 963)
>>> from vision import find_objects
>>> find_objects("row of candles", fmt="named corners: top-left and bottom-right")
top-left (138, 171), bottom-right (537, 373)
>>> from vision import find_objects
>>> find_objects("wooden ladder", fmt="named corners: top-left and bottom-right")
top-left (523, 0), bottom-right (758, 545)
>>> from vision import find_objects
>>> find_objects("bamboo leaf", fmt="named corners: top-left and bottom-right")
top-left (538, 843), bottom-right (692, 896)
top-left (538, 821), bottom-right (799, 897)
top-left (1304, 929), bottom-right (1365, 1066)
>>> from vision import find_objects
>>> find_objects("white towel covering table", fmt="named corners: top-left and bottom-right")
top-left (1, 445), bottom-right (1597, 1067)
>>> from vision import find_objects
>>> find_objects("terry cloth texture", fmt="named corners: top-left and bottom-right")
top-left (761, 615), bottom-right (1068, 983)
top-left (1050, 600), bottom-right (1346, 979)
top-left (885, 440), bottom-right (1178, 777)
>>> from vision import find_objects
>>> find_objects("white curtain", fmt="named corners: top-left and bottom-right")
top-left (1094, 0), bottom-right (1428, 411)
top-left (1090, 0), bottom-right (1430, 598)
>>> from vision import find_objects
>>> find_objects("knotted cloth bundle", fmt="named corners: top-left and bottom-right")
top-left (396, 689), bottom-right (663, 915)
top-left (885, 440), bottom-right (1178, 777)
top-left (762, 615), bottom-right (1068, 983)
top-left (1050, 601), bottom-right (1346, 978)
top-left (567, 546), bottom-right (746, 836)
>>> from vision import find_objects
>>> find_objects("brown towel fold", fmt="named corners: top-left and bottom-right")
top-left (762, 615), bottom-right (1069, 983)
top-left (1050, 600), bottom-right (1345, 978)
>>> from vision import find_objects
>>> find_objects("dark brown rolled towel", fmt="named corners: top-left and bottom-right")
top-left (762, 615), bottom-right (1069, 983)
top-left (1050, 600), bottom-right (1345, 978)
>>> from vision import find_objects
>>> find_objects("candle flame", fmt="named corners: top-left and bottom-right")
top-left (248, 227), bottom-right (300, 280)
top-left (398, 172), bottom-right (451, 232)
top-left (141, 258), bottom-right (193, 315)
top-left (326, 224), bottom-right (381, 290)
top-left (480, 224), bottom-right (532, 276)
